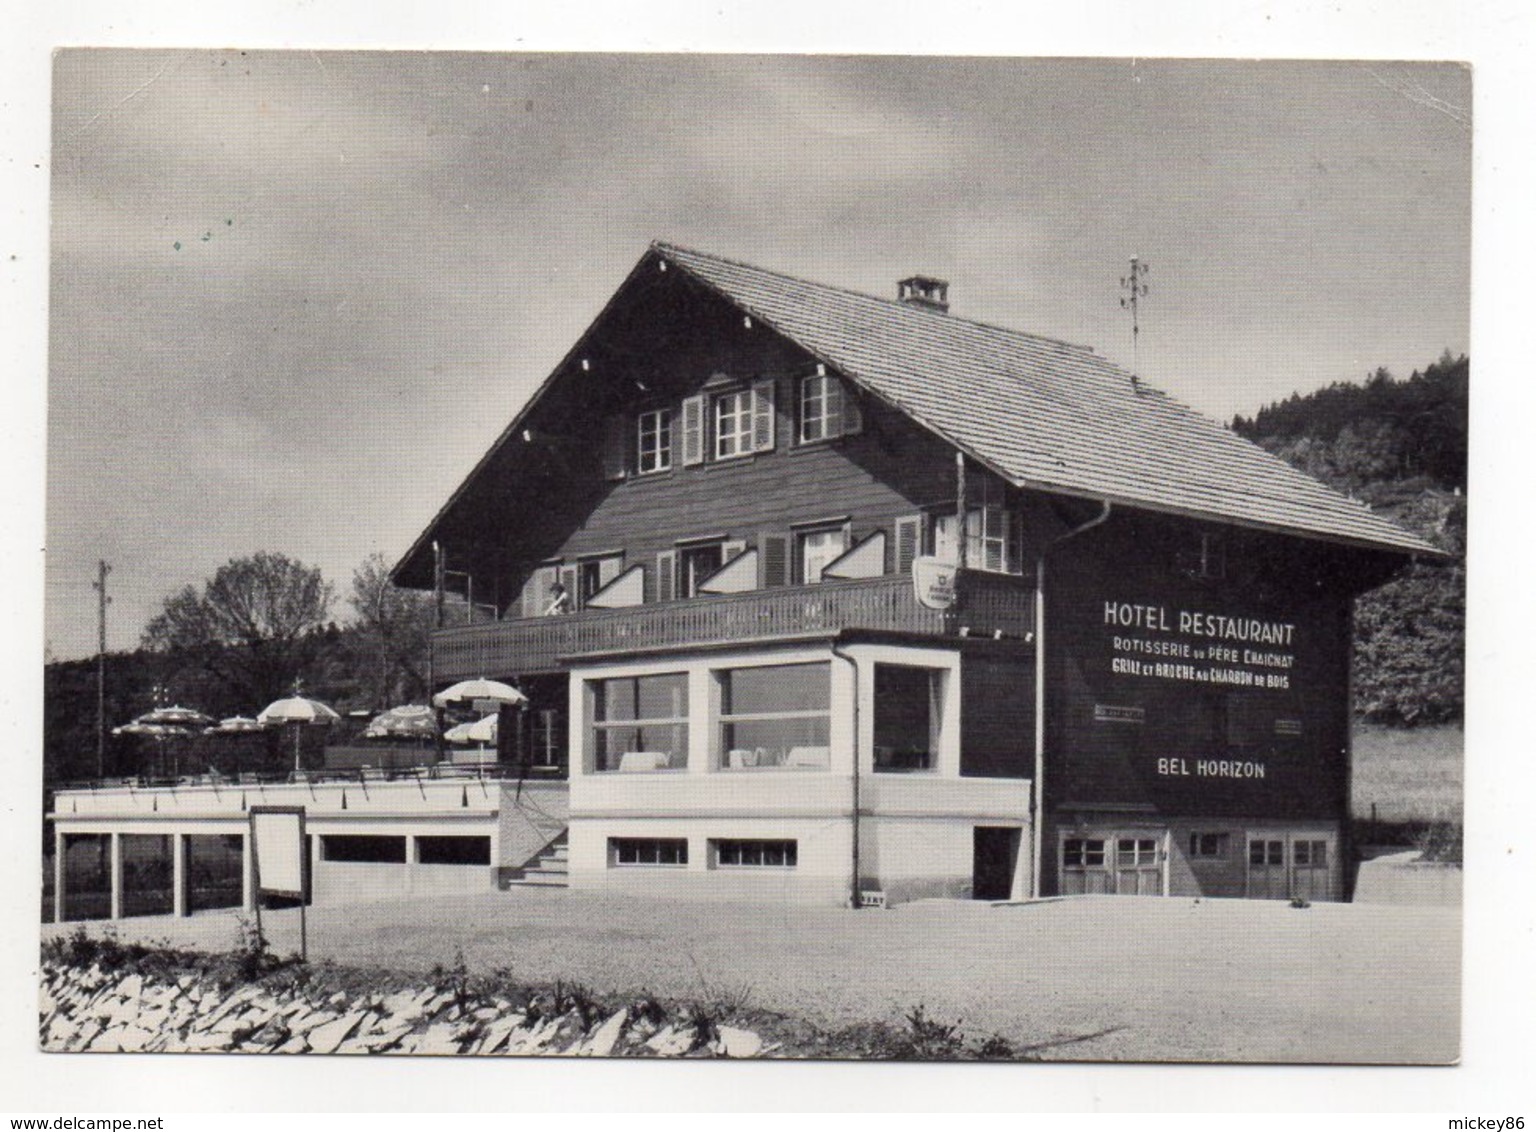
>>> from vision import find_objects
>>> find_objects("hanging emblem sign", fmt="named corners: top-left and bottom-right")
top-left (912, 556), bottom-right (958, 611)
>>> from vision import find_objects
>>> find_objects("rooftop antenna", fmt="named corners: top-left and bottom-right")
top-left (1119, 255), bottom-right (1150, 385)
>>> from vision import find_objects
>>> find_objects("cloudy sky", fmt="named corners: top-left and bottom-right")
top-left (45, 52), bottom-right (1470, 660)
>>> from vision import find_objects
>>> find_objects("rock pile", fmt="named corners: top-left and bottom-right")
top-left (39, 962), bottom-right (770, 1058)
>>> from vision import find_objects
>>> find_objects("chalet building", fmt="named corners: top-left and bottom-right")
top-left (388, 242), bottom-right (1440, 906)
top-left (50, 242), bottom-right (1441, 920)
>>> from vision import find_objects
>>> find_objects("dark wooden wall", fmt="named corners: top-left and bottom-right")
top-left (1042, 512), bottom-right (1354, 822)
top-left (960, 654), bottom-right (1034, 778)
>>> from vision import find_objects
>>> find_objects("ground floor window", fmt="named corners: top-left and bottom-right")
top-left (590, 672), bottom-right (689, 772)
top-left (1188, 832), bottom-right (1230, 859)
top-left (1060, 830), bottom-right (1165, 896)
top-left (712, 839), bottom-right (797, 868)
top-left (610, 837), bottom-right (688, 867)
top-left (417, 836), bottom-right (491, 866)
top-left (322, 835), bottom-right (406, 863)
top-left (874, 664), bottom-right (941, 771)
top-left (1062, 837), bottom-right (1107, 868)
top-left (717, 662), bottom-right (831, 770)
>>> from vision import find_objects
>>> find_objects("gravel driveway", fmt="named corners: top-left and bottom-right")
top-left (42, 890), bottom-right (1460, 1064)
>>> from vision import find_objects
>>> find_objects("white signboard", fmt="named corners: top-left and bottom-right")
top-left (912, 555), bottom-right (958, 611)
top-left (250, 807), bottom-right (306, 897)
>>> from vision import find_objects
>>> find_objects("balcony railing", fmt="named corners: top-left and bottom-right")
top-left (433, 571), bottom-right (1034, 679)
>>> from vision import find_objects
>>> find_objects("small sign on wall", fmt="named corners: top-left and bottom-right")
top-left (1094, 704), bottom-right (1146, 725)
top-left (1274, 718), bottom-right (1304, 736)
top-left (912, 556), bottom-right (958, 611)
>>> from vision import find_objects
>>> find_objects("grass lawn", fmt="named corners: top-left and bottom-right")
top-left (1351, 722), bottom-right (1463, 822)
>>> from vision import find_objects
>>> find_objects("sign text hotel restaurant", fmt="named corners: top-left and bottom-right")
top-left (1101, 600), bottom-right (1301, 782)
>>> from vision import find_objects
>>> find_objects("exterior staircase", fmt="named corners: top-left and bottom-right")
top-left (504, 832), bottom-right (568, 888)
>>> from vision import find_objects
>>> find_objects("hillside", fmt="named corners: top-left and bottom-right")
top-left (1234, 352), bottom-right (1467, 724)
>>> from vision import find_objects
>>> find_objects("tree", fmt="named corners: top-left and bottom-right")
top-left (142, 552), bottom-right (335, 708)
top-left (347, 552), bottom-right (433, 709)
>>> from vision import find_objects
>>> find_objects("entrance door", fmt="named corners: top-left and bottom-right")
top-left (1246, 834), bottom-right (1334, 901)
top-left (1060, 831), bottom-right (1167, 896)
top-left (1114, 836), bottom-right (1162, 895)
top-left (1289, 838), bottom-right (1332, 902)
top-left (972, 827), bottom-right (1021, 900)
top-left (1246, 837), bottom-right (1287, 899)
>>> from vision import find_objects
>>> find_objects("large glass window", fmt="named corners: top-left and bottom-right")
top-left (590, 673), bottom-right (689, 771)
top-left (717, 662), bottom-right (831, 770)
top-left (637, 409), bottom-right (672, 474)
top-left (713, 390), bottom-right (753, 459)
top-left (873, 664), bottom-right (941, 772)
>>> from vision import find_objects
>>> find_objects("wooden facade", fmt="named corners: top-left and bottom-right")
top-left (387, 243), bottom-right (1433, 905)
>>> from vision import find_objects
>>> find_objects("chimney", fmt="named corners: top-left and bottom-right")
top-left (897, 275), bottom-right (950, 313)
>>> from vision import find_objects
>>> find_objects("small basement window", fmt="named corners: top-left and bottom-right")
top-left (1188, 832), bottom-right (1230, 859)
top-left (610, 838), bottom-right (688, 867)
top-left (417, 836), bottom-right (492, 866)
top-left (321, 835), bottom-right (406, 864)
top-left (713, 839), bottom-right (798, 868)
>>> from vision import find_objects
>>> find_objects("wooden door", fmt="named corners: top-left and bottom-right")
top-left (1113, 836), bottom-right (1163, 895)
top-left (1246, 837), bottom-right (1288, 899)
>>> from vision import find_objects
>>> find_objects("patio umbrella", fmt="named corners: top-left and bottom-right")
top-left (258, 689), bottom-right (342, 770)
top-left (443, 720), bottom-right (477, 745)
top-left (135, 705), bottom-right (217, 729)
top-left (432, 678), bottom-right (527, 709)
top-left (200, 716), bottom-right (264, 780)
top-left (464, 713), bottom-right (499, 744)
top-left (204, 715), bottom-right (263, 735)
top-left (362, 704), bottom-right (438, 740)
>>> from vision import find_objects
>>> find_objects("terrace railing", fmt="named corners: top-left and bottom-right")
top-left (433, 570), bottom-right (1034, 679)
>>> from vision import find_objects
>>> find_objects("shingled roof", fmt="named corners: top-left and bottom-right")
top-left (655, 241), bottom-right (1441, 558)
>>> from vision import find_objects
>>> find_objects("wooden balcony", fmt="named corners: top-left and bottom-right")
top-left (433, 571), bottom-right (1034, 680)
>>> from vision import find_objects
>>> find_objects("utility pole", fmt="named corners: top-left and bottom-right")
top-left (92, 560), bottom-right (111, 778)
top-left (1119, 255), bottom-right (1150, 383)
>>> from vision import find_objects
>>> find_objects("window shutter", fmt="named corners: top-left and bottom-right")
top-left (521, 564), bottom-right (557, 618)
top-left (656, 551), bottom-right (676, 603)
top-left (894, 514), bottom-right (926, 576)
top-left (758, 534), bottom-right (788, 588)
top-left (681, 395), bottom-right (705, 466)
top-left (751, 378), bottom-right (776, 452)
top-left (841, 381), bottom-right (863, 436)
top-left (601, 416), bottom-right (628, 481)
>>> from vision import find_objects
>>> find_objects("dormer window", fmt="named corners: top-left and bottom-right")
top-left (637, 409), bottom-right (672, 474)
